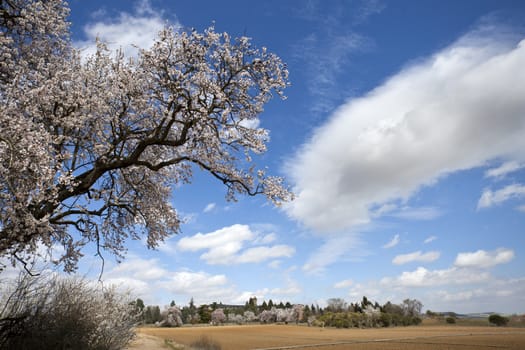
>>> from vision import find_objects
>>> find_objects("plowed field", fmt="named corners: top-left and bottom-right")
top-left (131, 324), bottom-right (525, 350)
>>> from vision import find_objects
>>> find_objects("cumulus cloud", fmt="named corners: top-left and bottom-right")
top-left (392, 251), bottom-right (440, 265)
top-left (107, 257), bottom-right (168, 280)
top-left (286, 29), bottom-right (525, 232)
top-left (159, 271), bottom-right (229, 295)
top-left (350, 273), bottom-right (525, 314)
top-left (477, 184), bottom-right (525, 209)
top-left (454, 248), bottom-right (515, 268)
top-left (236, 245), bottom-right (295, 263)
top-left (177, 224), bottom-right (294, 265)
top-left (101, 255), bottom-right (239, 304)
top-left (381, 266), bottom-right (490, 288)
top-left (485, 161), bottom-right (525, 179)
top-left (382, 234), bottom-right (400, 249)
top-left (75, 0), bottom-right (172, 57)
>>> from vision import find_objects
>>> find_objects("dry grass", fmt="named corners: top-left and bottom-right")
top-left (135, 324), bottom-right (525, 350)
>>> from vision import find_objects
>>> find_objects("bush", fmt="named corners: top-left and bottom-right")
top-left (189, 335), bottom-right (222, 350)
top-left (489, 314), bottom-right (509, 326)
top-left (446, 317), bottom-right (456, 324)
top-left (0, 272), bottom-right (139, 350)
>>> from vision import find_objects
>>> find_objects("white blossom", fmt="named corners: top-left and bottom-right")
top-left (0, 0), bottom-right (292, 272)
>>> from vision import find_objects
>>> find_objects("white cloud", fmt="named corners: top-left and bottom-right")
top-left (107, 257), bottom-right (168, 280)
top-left (177, 224), bottom-right (294, 265)
top-left (334, 279), bottom-right (353, 289)
top-left (381, 266), bottom-right (490, 288)
top-left (286, 30), bottom-right (525, 232)
top-left (161, 271), bottom-right (228, 293)
top-left (97, 256), bottom-right (299, 306)
top-left (156, 270), bottom-right (238, 305)
top-left (348, 273), bottom-right (525, 314)
top-left (100, 257), bottom-right (234, 304)
top-left (75, 1), bottom-right (172, 58)
top-left (477, 184), bottom-right (525, 209)
top-left (517, 204), bottom-right (525, 213)
top-left (348, 283), bottom-right (382, 300)
top-left (236, 245), bottom-right (295, 264)
top-left (177, 224), bottom-right (253, 252)
top-left (424, 235), bottom-right (437, 244)
top-left (454, 248), bottom-right (515, 268)
top-left (203, 203), bottom-right (216, 213)
top-left (392, 251), bottom-right (440, 265)
top-left (485, 161), bottom-right (524, 179)
top-left (382, 234), bottom-right (400, 249)
top-left (254, 233), bottom-right (277, 245)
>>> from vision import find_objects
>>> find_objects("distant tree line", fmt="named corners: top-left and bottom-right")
top-left (315, 297), bottom-right (423, 328)
top-left (134, 295), bottom-right (423, 329)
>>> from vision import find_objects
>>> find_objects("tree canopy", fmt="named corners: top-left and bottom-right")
top-left (0, 0), bottom-right (291, 272)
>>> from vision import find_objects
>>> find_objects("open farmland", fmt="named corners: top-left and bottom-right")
top-left (130, 324), bottom-right (525, 350)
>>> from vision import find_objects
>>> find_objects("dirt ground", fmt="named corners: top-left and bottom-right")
top-left (128, 324), bottom-right (525, 350)
top-left (126, 333), bottom-right (171, 350)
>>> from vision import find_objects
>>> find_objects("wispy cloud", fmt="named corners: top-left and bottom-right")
top-left (353, 0), bottom-right (386, 24)
top-left (287, 27), bottom-right (525, 232)
top-left (291, 1), bottom-right (376, 114)
top-left (477, 184), bottom-right (525, 209)
top-left (382, 234), bottom-right (400, 249)
top-left (389, 206), bottom-right (442, 220)
top-left (485, 161), bottom-right (525, 179)
top-left (334, 279), bottom-right (353, 289)
top-left (392, 250), bottom-right (440, 265)
top-left (424, 235), bottom-right (437, 244)
top-left (203, 202), bottom-right (216, 213)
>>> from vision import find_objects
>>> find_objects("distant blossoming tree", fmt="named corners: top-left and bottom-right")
top-left (0, 0), bottom-right (291, 272)
top-left (211, 308), bottom-right (226, 325)
top-left (160, 306), bottom-right (183, 327)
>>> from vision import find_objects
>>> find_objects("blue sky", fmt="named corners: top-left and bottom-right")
top-left (61, 0), bottom-right (525, 314)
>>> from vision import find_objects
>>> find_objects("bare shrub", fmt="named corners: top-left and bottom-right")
top-left (189, 335), bottom-right (222, 350)
top-left (0, 271), bottom-right (139, 350)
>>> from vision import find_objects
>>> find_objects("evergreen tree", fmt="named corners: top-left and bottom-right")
top-left (135, 298), bottom-right (145, 312)
top-left (198, 304), bottom-right (211, 323)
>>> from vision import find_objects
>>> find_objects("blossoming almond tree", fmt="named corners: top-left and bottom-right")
top-left (0, 0), bottom-right (291, 273)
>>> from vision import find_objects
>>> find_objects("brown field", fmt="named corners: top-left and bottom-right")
top-left (129, 323), bottom-right (525, 350)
